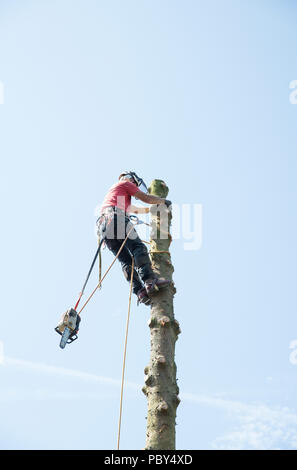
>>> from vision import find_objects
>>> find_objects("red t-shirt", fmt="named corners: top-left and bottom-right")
top-left (101, 181), bottom-right (139, 213)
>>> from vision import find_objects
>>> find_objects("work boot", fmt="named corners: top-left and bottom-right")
top-left (144, 278), bottom-right (171, 296)
top-left (137, 287), bottom-right (151, 306)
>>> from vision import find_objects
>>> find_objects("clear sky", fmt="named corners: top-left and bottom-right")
top-left (0, 0), bottom-right (297, 450)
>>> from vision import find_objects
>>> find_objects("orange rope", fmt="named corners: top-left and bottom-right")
top-left (77, 225), bottom-right (135, 316)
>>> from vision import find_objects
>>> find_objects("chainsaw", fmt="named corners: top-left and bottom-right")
top-left (55, 308), bottom-right (81, 349)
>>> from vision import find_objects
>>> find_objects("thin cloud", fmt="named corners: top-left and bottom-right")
top-left (3, 356), bottom-right (139, 390)
top-left (212, 406), bottom-right (297, 450)
top-left (182, 392), bottom-right (297, 450)
top-left (2, 356), bottom-right (297, 449)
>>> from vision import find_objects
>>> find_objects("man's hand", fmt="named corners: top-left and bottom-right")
top-left (164, 200), bottom-right (172, 208)
top-left (127, 204), bottom-right (150, 214)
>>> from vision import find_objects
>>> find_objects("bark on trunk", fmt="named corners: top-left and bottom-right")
top-left (143, 179), bottom-right (180, 450)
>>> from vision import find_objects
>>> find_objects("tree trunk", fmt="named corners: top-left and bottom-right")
top-left (143, 179), bottom-right (180, 450)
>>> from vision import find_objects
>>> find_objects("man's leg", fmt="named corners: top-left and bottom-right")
top-left (125, 233), bottom-right (171, 295)
top-left (106, 211), bottom-right (155, 284)
top-left (104, 212), bottom-right (170, 297)
top-left (123, 217), bottom-right (171, 295)
top-left (124, 234), bottom-right (154, 282)
top-left (104, 238), bottom-right (143, 294)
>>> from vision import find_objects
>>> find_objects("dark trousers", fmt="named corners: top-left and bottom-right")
top-left (100, 210), bottom-right (154, 294)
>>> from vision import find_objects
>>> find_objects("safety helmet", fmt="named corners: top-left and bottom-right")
top-left (118, 171), bottom-right (148, 193)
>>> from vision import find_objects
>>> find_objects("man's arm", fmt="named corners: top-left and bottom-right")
top-left (134, 190), bottom-right (168, 205)
top-left (127, 204), bottom-right (150, 214)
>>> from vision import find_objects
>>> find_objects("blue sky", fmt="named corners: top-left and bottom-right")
top-left (0, 0), bottom-right (297, 450)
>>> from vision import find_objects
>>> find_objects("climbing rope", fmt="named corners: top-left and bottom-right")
top-left (76, 214), bottom-right (152, 316)
top-left (75, 221), bottom-right (137, 449)
top-left (98, 235), bottom-right (102, 286)
top-left (77, 224), bottom-right (136, 316)
top-left (117, 256), bottom-right (134, 450)
top-left (141, 239), bottom-right (171, 256)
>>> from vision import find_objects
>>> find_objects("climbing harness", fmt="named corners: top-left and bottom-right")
top-left (55, 214), bottom-right (142, 349)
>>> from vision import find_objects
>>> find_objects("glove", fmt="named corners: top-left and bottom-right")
top-left (164, 199), bottom-right (172, 208)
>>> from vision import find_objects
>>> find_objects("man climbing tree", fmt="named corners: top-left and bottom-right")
top-left (55, 172), bottom-right (179, 449)
top-left (97, 171), bottom-right (172, 305)
top-left (55, 170), bottom-right (173, 349)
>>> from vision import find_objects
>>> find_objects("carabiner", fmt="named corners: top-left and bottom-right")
top-left (129, 214), bottom-right (140, 225)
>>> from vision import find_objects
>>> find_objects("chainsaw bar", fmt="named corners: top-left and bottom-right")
top-left (60, 327), bottom-right (71, 349)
